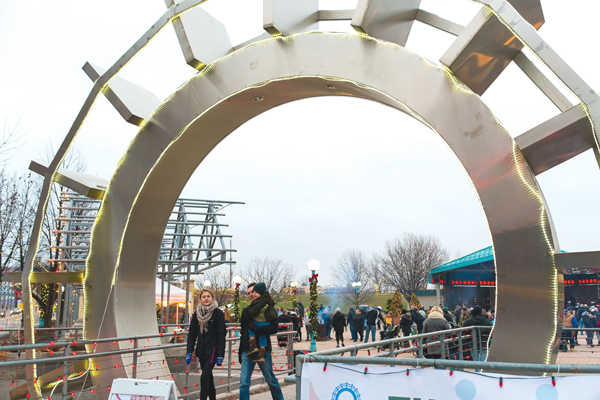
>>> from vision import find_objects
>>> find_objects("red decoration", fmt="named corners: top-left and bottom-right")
top-left (309, 274), bottom-right (319, 283)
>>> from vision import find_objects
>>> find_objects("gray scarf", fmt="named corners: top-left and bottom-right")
top-left (196, 300), bottom-right (219, 334)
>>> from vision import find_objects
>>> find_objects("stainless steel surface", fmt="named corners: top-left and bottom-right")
top-left (22, 1), bottom-right (600, 397)
top-left (440, 0), bottom-right (544, 95)
top-left (29, 161), bottom-right (108, 199)
top-left (82, 62), bottom-right (161, 126)
top-left (513, 51), bottom-right (573, 112)
top-left (263, 0), bottom-right (319, 36)
top-left (85, 34), bottom-right (560, 389)
top-left (515, 104), bottom-right (594, 175)
top-left (351, 0), bottom-right (421, 46)
top-left (165, 1), bottom-right (233, 70)
top-left (415, 9), bottom-right (464, 36)
top-left (318, 9), bottom-right (354, 21)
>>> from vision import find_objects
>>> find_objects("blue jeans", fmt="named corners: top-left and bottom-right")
top-left (364, 325), bottom-right (376, 343)
top-left (249, 321), bottom-right (270, 347)
top-left (350, 324), bottom-right (356, 341)
top-left (240, 351), bottom-right (284, 400)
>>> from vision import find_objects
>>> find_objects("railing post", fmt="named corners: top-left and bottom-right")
top-left (295, 355), bottom-right (303, 400)
top-left (287, 324), bottom-right (293, 374)
top-left (458, 330), bottom-right (463, 360)
top-left (388, 339), bottom-right (394, 364)
top-left (418, 337), bottom-right (423, 358)
top-left (132, 338), bottom-right (138, 379)
top-left (227, 328), bottom-right (233, 392)
top-left (440, 332), bottom-right (446, 361)
top-left (472, 328), bottom-right (479, 362)
top-left (63, 341), bottom-right (70, 400)
top-left (8, 329), bottom-right (12, 346)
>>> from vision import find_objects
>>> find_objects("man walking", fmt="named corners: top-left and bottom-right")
top-left (238, 282), bottom-right (284, 400)
top-left (347, 307), bottom-right (356, 341)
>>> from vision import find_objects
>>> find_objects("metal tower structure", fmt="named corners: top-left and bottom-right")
top-left (48, 192), bottom-right (241, 330)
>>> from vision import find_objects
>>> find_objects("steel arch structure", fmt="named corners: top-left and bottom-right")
top-left (21, 0), bottom-right (600, 398)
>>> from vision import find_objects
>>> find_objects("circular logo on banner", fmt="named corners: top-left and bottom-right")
top-left (331, 383), bottom-right (361, 400)
top-left (455, 379), bottom-right (476, 400)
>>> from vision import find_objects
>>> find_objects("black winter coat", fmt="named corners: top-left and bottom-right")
top-left (347, 309), bottom-right (356, 326)
top-left (332, 312), bottom-right (346, 333)
top-left (187, 308), bottom-right (227, 361)
top-left (239, 306), bottom-right (279, 355)
top-left (352, 313), bottom-right (365, 330)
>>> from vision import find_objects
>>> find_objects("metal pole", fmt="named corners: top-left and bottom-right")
top-left (62, 342), bottom-right (70, 400)
top-left (472, 328), bottom-right (479, 361)
top-left (440, 332), bottom-right (446, 360)
top-left (132, 338), bottom-right (138, 379)
top-left (296, 354), bottom-right (303, 400)
top-left (458, 331), bottom-right (463, 360)
top-left (227, 327), bottom-right (232, 392)
top-left (388, 340), bottom-right (394, 364)
top-left (418, 337), bottom-right (423, 358)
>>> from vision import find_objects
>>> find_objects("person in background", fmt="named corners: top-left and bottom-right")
top-left (332, 308), bottom-right (346, 347)
top-left (462, 305), bottom-right (492, 365)
top-left (442, 307), bottom-right (455, 327)
top-left (323, 308), bottom-right (332, 339)
top-left (364, 306), bottom-right (385, 343)
top-left (186, 288), bottom-right (226, 400)
top-left (352, 308), bottom-right (365, 342)
top-left (563, 309), bottom-right (577, 351)
top-left (385, 312), bottom-right (393, 331)
top-left (459, 307), bottom-right (469, 327)
top-left (399, 309), bottom-right (413, 337)
top-left (422, 306), bottom-right (451, 359)
top-left (376, 305), bottom-right (383, 330)
top-left (303, 307), bottom-right (311, 340)
top-left (582, 307), bottom-right (598, 347)
top-left (410, 306), bottom-right (424, 333)
top-left (347, 306), bottom-right (356, 341)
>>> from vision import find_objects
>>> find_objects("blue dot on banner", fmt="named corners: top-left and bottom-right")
top-left (536, 384), bottom-right (558, 400)
top-left (455, 380), bottom-right (476, 400)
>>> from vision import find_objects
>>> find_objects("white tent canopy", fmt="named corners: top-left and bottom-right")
top-left (155, 278), bottom-right (192, 304)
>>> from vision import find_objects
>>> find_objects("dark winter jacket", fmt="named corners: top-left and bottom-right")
top-left (238, 305), bottom-right (279, 358)
top-left (366, 309), bottom-right (384, 326)
top-left (462, 313), bottom-right (493, 351)
top-left (399, 313), bottom-right (413, 334)
top-left (352, 313), bottom-right (365, 331)
top-left (443, 312), bottom-right (455, 326)
top-left (347, 308), bottom-right (356, 326)
top-left (248, 292), bottom-right (277, 322)
top-left (410, 309), bottom-right (424, 331)
top-left (323, 312), bottom-right (332, 326)
top-left (187, 308), bottom-right (227, 361)
top-left (582, 311), bottom-right (597, 329)
top-left (332, 312), bottom-right (346, 333)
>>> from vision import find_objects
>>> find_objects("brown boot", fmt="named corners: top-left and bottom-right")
top-left (247, 337), bottom-right (259, 355)
top-left (255, 347), bottom-right (266, 363)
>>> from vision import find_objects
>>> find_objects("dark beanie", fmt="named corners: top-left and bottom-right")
top-left (442, 307), bottom-right (448, 313)
top-left (253, 282), bottom-right (267, 295)
top-left (472, 305), bottom-right (482, 315)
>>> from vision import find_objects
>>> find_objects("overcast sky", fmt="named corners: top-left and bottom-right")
top-left (1, 0), bottom-right (599, 286)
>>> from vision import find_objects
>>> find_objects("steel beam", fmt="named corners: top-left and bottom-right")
top-left (29, 161), bottom-right (108, 200)
top-left (263, 0), bottom-right (319, 37)
top-left (164, 0), bottom-right (233, 70)
top-left (351, 0), bottom-right (421, 46)
top-left (3, 272), bottom-right (84, 284)
top-left (515, 103), bottom-right (595, 175)
top-left (440, 0), bottom-right (544, 95)
top-left (82, 62), bottom-right (161, 126)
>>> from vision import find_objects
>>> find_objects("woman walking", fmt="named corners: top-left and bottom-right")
top-left (186, 289), bottom-right (227, 400)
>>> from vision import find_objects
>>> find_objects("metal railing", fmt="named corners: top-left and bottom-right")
top-left (287, 326), bottom-right (600, 400)
top-left (0, 323), bottom-right (295, 400)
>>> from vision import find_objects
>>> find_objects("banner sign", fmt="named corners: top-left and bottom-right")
top-left (301, 362), bottom-right (598, 400)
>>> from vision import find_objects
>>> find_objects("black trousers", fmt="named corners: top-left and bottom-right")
top-left (199, 357), bottom-right (217, 400)
top-left (335, 331), bottom-right (344, 344)
top-left (355, 328), bottom-right (364, 341)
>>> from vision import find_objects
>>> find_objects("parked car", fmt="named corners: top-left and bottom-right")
top-left (10, 308), bottom-right (21, 316)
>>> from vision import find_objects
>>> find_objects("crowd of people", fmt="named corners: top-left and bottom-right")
top-left (563, 303), bottom-right (600, 349)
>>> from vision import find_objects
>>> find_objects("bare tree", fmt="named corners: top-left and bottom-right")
top-left (0, 118), bottom-right (25, 162)
top-left (194, 265), bottom-right (238, 307)
top-left (331, 249), bottom-right (375, 305)
top-left (243, 257), bottom-right (295, 299)
top-left (375, 233), bottom-right (448, 295)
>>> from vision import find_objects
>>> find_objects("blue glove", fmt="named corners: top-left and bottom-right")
top-left (186, 353), bottom-right (192, 365)
top-left (216, 357), bottom-right (223, 367)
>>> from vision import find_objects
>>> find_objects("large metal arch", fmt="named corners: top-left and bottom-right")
top-left (85, 32), bottom-right (561, 393)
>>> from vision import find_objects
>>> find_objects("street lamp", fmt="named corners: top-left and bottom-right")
top-left (232, 275), bottom-right (242, 323)
top-left (203, 280), bottom-right (211, 288)
top-left (290, 282), bottom-right (298, 308)
top-left (308, 260), bottom-right (320, 344)
top-left (351, 282), bottom-right (362, 308)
